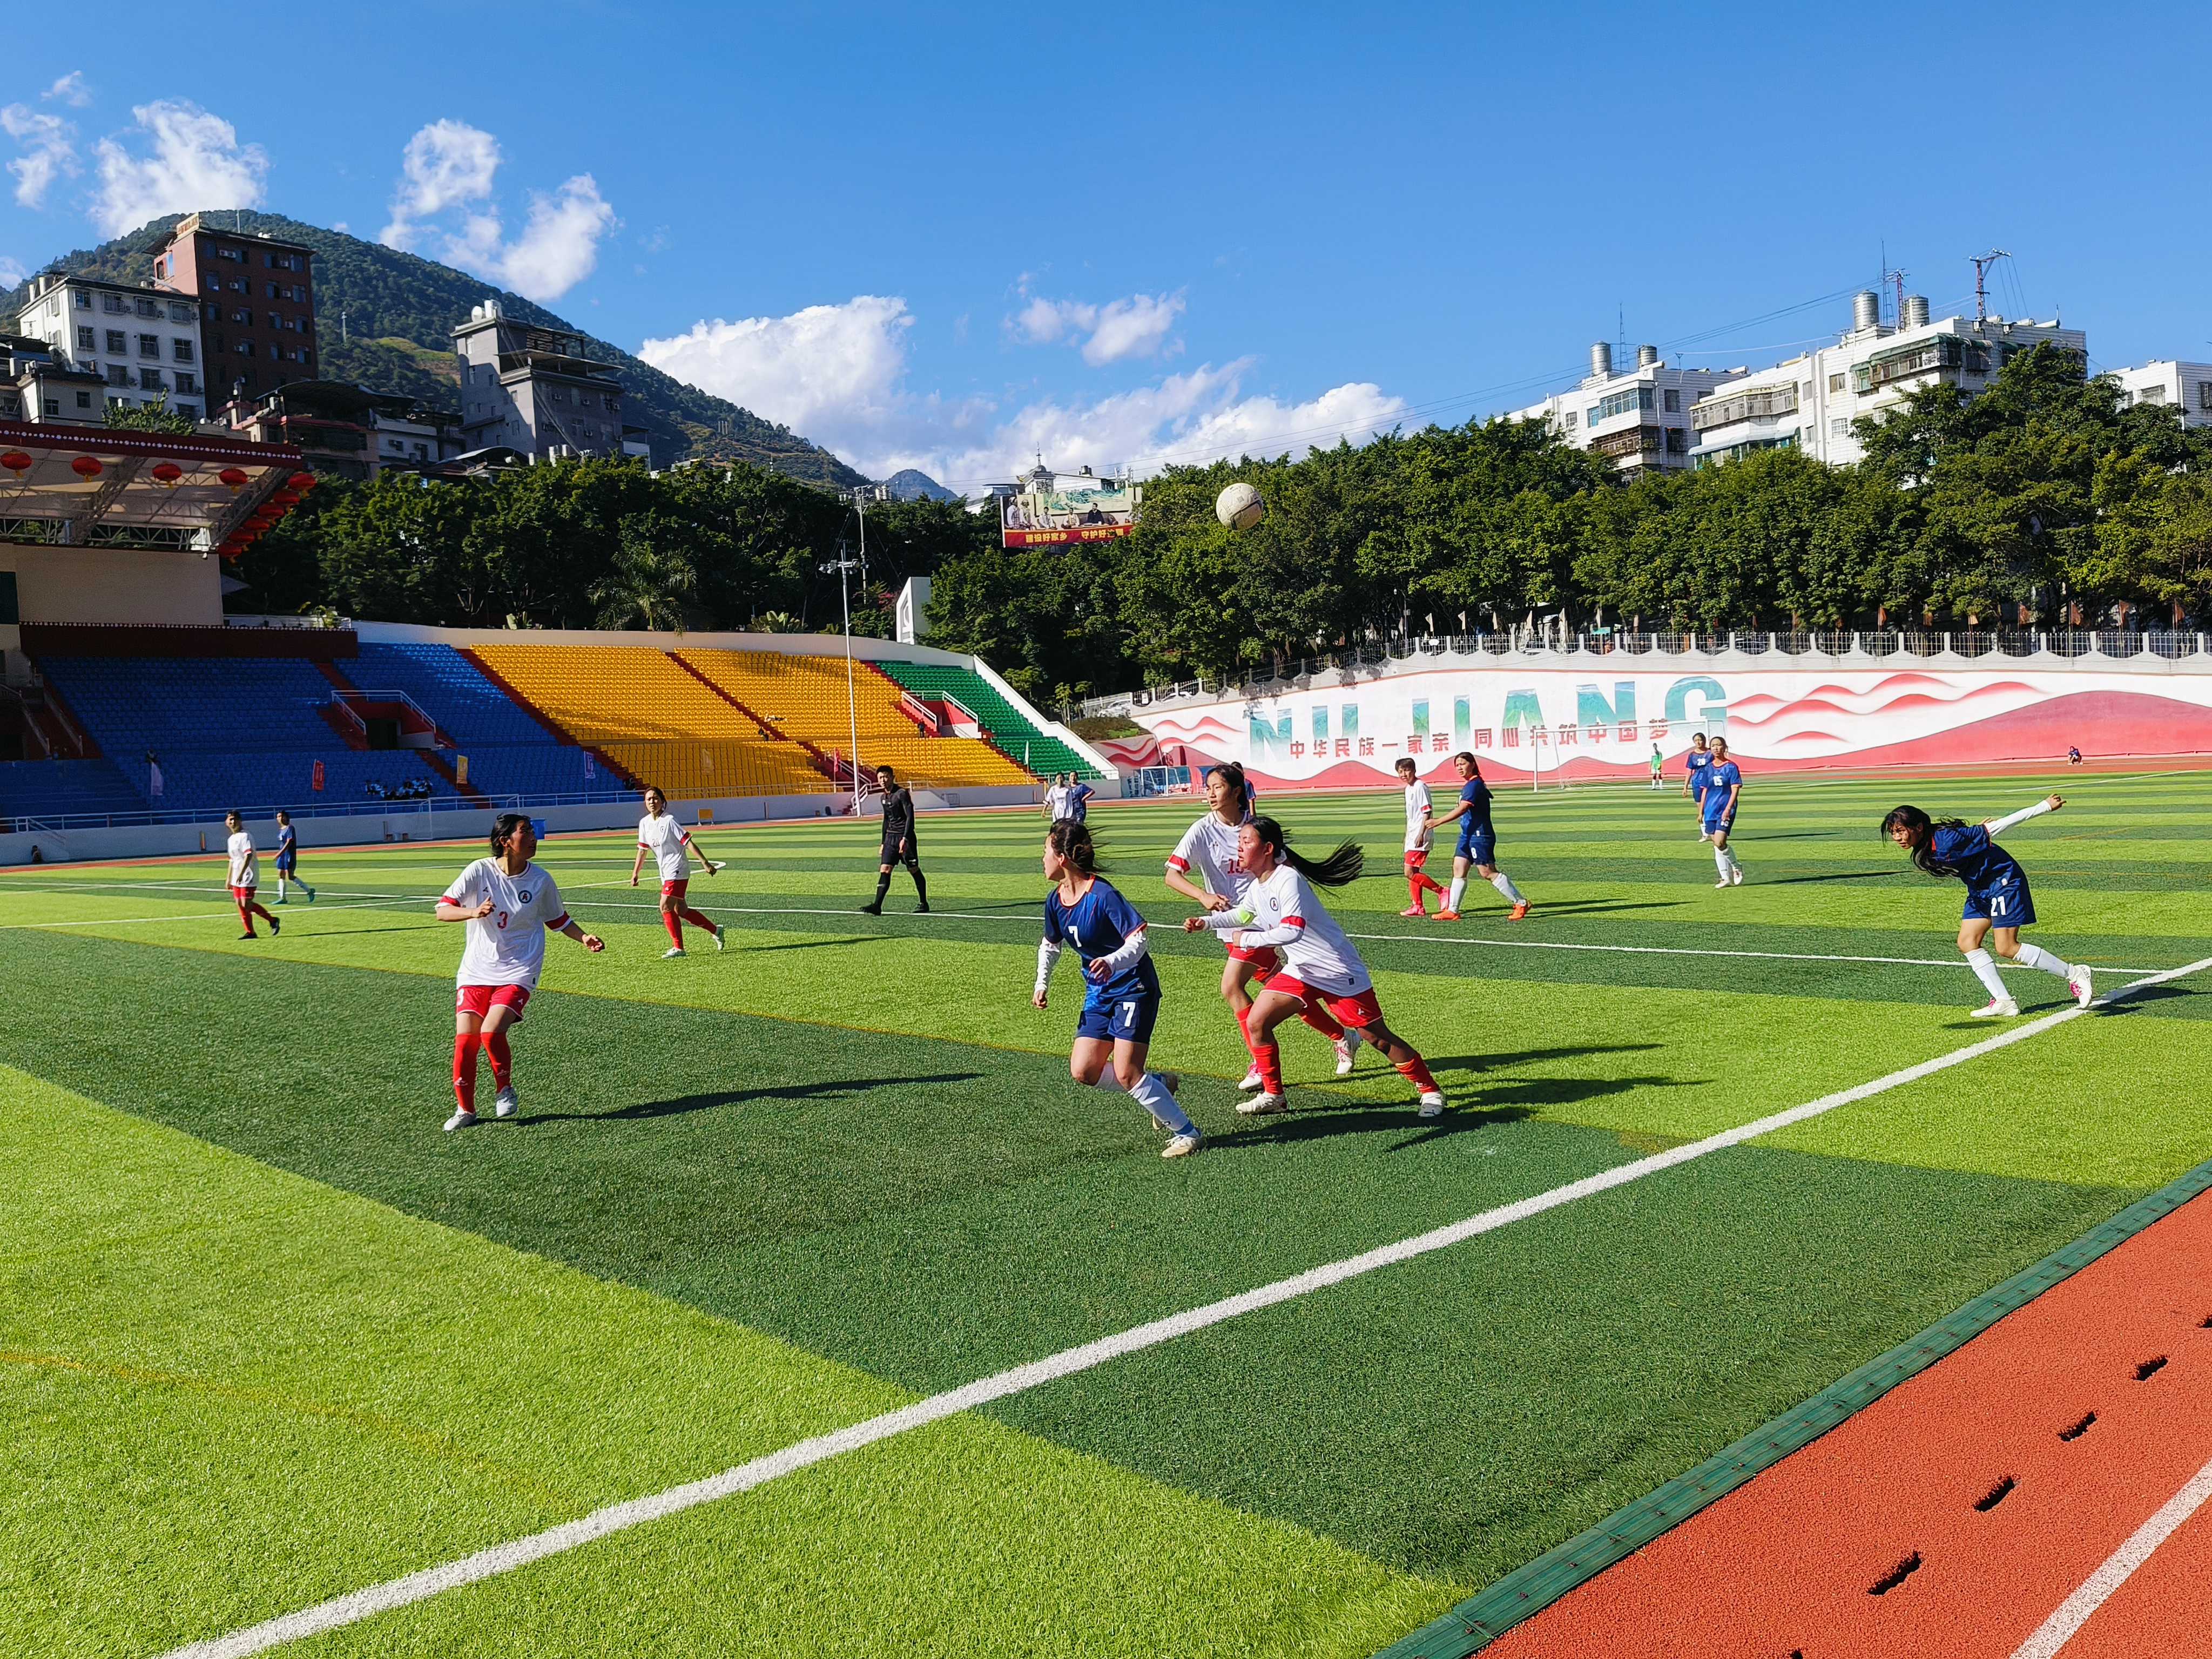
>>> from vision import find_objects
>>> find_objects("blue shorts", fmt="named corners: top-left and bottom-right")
top-left (275, 852), bottom-right (296, 873)
top-left (1455, 827), bottom-right (1495, 865)
top-left (1964, 874), bottom-right (2036, 928)
top-left (1702, 805), bottom-right (1734, 833)
top-left (1075, 992), bottom-right (1159, 1045)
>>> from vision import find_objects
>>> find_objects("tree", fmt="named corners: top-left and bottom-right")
top-left (103, 395), bottom-right (196, 435)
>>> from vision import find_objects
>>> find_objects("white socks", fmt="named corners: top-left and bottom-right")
top-left (1446, 877), bottom-right (1468, 911)
top-left (2014, 942), bottom-right (2073, 979)
top-left (1713, 845), bottom-right (1737, 877)
top-left (1964, 948), bottom-right (2009, 1001)
top-left (1096, 1068), bottom-right (1195, 1136)
top-left (1489, 871), bottom-right (1525, 903)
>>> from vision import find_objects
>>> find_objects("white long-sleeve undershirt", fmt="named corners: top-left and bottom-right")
top-left (1986, 799), bottom-right (2056, 837)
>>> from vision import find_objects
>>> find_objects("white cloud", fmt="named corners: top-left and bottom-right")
top-left (44, 72), bottom-right (91, 107)
top-left (642, 295), bottom-right (1403, 487)
top-left (1009, 288), bottom-right (1185, 364)
top-left (90, 102), bottom-right (266, 237)
top-left (0, 255), bottom-right (26, 286)
top-left (379, 121), bottom-right (614, 302)
top-left (2, 104), bottom-right (76, 208)
top-left (382, 119), bottom-right (500, 246)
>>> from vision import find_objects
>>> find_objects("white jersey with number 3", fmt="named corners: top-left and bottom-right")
top-left (1232, 864), bottom-right (1373, 999)
top-left (638, 812), bottom-right (692, 881)
top-left (1404, 782), bottom-right (1433, 853)
top-left (444, 858), bottom-right (569, 989)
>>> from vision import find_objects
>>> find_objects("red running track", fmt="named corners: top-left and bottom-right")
top-left (1481, 1188), bottom-right (2212, 1658)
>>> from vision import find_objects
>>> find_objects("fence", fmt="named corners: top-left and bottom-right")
top-left (4, 788), bottom-right (645, 836)
top-left (1076, 630), bottom-right (2212, 717)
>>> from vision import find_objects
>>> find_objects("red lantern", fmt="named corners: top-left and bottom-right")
top-left (151, 460), bottom-right (185, 487)
top-left (287, 471), bottom-right (316, 490)
top-left (0, 451), bottom-right (31, 478)
top-left (218, 467), bottom-right (249, 491)
top-left (71, 455), bottom-right (102, 479)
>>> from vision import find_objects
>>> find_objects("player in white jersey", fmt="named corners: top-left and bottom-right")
top-left (629, 785), bottom-right (724, 957)
top-left (224, 809), bottom-right (279, 939)
top-left (1184, 815), bottom-right (1446, 1118)
top-left (1163, 761), bottom-right (1360, 1085)
top-left (1394, 756), bottom-right (1445, 916)
top-left (437, 811), bottom-right (604, 1131)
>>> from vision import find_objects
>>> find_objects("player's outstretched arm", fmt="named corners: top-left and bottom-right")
top-left (557, 918), bottom-right (605, 953)
top-left (1163, 866), bottom-right (1226, 909)
top-left (1981, 794), bottom-right (2065, 834)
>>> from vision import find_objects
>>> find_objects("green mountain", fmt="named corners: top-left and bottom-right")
top-left (1, 210), bottom-right (867, 484)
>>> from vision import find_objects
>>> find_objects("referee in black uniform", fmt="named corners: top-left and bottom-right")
top-left (861, 765), bottom-right (929, 914)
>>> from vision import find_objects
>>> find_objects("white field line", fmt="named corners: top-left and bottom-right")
top-left (0, 885), bottom-right (2183, 976)
top-left (2009, 1450), bottom-right (2212, 1659)
top-left (154, 954), bottom-right (2212, 1659)
top-left (0, 899), bottom-right (414, 931)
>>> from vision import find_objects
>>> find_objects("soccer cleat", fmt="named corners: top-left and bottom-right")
top-left (859, 902), bottom-right (882, 916)
top-left (1157, 1070), bottom-right (1182, 1096)
top-left (1237, 1092), bottom-right (1289, 1116)
top-left (238, 932), bottom-right (257, 940)
top-left (1433, 908), bottom-right (1461, 922)
top-left (493, 1087), bottom-right (520, 1119)
top-left (1417, 1091), bottom-right (1446, 1118)
top-left (443, 1108), bottom-right (479, 1132)
top-left (1399, 905), bottom-right (1428, 918)
top-left (1162, 1129), bottom-right (1203, 1158)
top-left (274, 895), bottom-right (288, 905)
top-left (661, 946), bottom-right (686, 958)
top-left (1698, 831), bottom-right (1711, 842)
top-left (1334, 1028), bottom-right (1363, 1076)
top-left (713, 927), bottom-right (726, 952)
top-left (1508, 900), bottom-right (1529, 921)
top-left (2068, 965), bottom-right (2093, 1009)
top-left (305, 888), bottom-right (317, 903)
top-left (1237, 1067), bottom-right (1265, 1091)
top-left (1729, 865), bottom-right (1744, 886)
top-left (268, 915), bottom-right (280, 935)
top-left (1715, 877), bottom-right (1731, 888)
top-left (1970, 997), bottom-right (2021, 1019)
top-left (914, 900), bottom-right (930, 914)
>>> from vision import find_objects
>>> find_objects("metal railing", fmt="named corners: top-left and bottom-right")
top-left (1075, 629), bottom-right (2212, 716)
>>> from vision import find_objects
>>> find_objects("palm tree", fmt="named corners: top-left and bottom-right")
top-left (590, 533), bottom-right (698, 633)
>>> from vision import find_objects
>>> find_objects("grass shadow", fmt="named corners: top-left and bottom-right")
top-left (1757, 870), bottom-right (1902, 886)
top-left (733, 936), bottom-right (874, 954)
top-left (519, 1070), bottom-right (986, 1125)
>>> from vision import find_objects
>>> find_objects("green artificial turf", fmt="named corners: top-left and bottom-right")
top-left (2, 765), bottom-right (2208, 1655)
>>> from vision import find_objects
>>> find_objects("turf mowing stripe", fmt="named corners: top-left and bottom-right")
top-left (156, 953), bottom-right (2212, 1659)
top-left (2008, 1451), bottom-right (2212, 1659)
top-left (1372, 1147), bottom-right (2212, 1657)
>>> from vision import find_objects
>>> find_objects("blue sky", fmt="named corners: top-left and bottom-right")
top-left (4, 2), bottom-right (2206, 486)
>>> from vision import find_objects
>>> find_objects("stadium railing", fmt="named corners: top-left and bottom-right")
top-left (4, 788), bottom-right (642, 835)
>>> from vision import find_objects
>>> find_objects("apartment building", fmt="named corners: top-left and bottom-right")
top-left (453, 300), bottom-right (627, 461)
top-left (2106, 360), bottom-right (2212, 428)
top-left (1509, 346), bottom-right (1732, 478)
top-left (0, 331), bottom-right (107, 424)
top-left (153, 214), bottom-right (319, 407)
top-left (1688, 291), bottom-right (2087, 468)
top-left (9, 271), bottom-right (208, 419)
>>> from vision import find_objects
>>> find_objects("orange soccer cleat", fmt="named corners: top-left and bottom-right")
top-left (1508, 901), bottom-right (1529, 921)
top-left (1432, 908), bottom-right (1461, 921)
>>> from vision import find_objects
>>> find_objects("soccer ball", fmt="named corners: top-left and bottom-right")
top-left (1228, 906), bottom-right (1256, 926)
top-left (1215, 482), bottom-right (1266, 531)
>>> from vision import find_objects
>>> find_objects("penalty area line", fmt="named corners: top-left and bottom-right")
top-left (154, 954), bottom-right (2212, 1659)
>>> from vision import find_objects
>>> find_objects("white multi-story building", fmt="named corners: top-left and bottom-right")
top-left (1688, 291), bottom-right (2087, 469)
top-left (2106, 360), bottom-right (2212, 428)
top-left (8, 271), bottom-right (208, 420)
top-left (1510, 345), bottom-right (1732, 478)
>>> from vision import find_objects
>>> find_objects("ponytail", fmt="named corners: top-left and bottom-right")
top-left (1047, 818), bottom-right (1104, 876)
top-left (1250, 814), bottom-right (1363, 887)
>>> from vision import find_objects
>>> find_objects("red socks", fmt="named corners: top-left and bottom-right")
top-left (1395, 1055), bottom-right (1439, 1094)
top-left (1235, 1004), bottom-right (1257, 1058)
top-left (1407, 871), bottom-right (1444, 906)
top-left (662, 909), bottom-right (684, 948)
top-left (452, 1032), bottom-right (480, 1113)
top-left (678, 907), bottom-right (717, 937)
top-left (1253, 1041), bottom-right (1284, 1095)
top-left (482, 1029), bottom-right (512, 1089)
top-left (1299, 1001), bottom-right (1346, 1042)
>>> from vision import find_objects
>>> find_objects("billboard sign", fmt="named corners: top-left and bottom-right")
top-left (1000, 480), bottom-right (1140, 548)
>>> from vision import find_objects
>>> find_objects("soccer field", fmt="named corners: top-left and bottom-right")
top-left (6, 768), bottom-right (2210, 1658)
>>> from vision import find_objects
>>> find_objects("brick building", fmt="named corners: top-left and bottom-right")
top-left (152, 213), bottom-right (319, 409)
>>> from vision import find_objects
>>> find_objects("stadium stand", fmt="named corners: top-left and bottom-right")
top-left (348, 642), bottom-right (627, 804)
top-left (0, 757), bottom-right (146, 821)
top-left (675, 649), bottom-right (1031, 788)
top-left (33, 655), bottom-right (460, 814)
top-left (466, 644), bottom-right (834, 801)
top-left (871, 662), bottom-right (1095, 778)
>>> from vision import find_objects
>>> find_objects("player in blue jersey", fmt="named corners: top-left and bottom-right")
top-left (1702, 737), bottom-right (1744, 887)
top-left (1883, 794), bottom-right (2093, 1018)
top-left (271, 808), bottom-right (315, 903)
top-left (1429, 751), bottom-right (1529, 921)
top-left (1683, 733), bottom-right (1714, 840)
top-left (1035, 819), bottom-right (1202, 1158)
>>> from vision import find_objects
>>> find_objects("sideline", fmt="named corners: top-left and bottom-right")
top-left (153, 953), bottom-right (2212, 1659)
